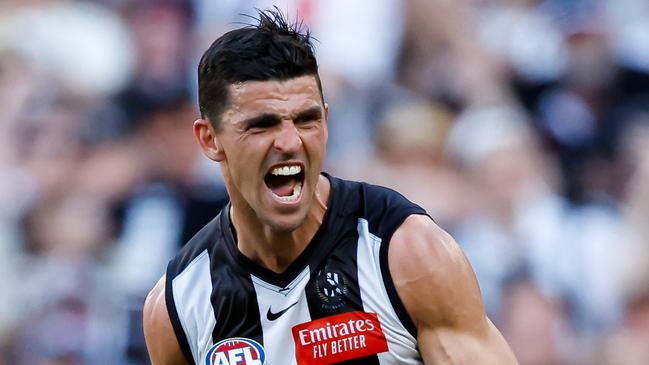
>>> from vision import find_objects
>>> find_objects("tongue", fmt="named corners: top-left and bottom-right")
top-left (266, 175), bottom-right (296, 197)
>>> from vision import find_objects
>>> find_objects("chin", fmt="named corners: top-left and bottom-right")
top-left (260, 211), bottom-right (308, 233)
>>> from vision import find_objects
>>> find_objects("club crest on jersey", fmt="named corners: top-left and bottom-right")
top-left (315, 267), bottom-right (348, 310)
top-left (205, 338), bottom-right (266, 365)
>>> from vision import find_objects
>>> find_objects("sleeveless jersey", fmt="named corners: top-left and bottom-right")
top-left (165, 174), bottom-right (429, 365)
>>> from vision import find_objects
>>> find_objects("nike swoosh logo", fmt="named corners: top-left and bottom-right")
top-left (266, 301), bottom-right (299, 321)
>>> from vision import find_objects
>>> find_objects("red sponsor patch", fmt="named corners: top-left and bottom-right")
top-left (292, 311), bottom-right (388, 364)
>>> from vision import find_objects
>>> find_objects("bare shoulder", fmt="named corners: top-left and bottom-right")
top-left (388, 215), bottom-right (518, 364)
top-left (388, 214), bottom-right (481, 328)
top-left (143, 276), bottom-right (189, 365)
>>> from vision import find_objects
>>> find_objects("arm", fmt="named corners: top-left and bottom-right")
top-left (389, 215), bottom-right (518, 364)
top-left (143, 276), bottom-right (189, 365)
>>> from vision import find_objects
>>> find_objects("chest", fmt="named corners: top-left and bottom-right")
top-left (204, 235), bottom-right (420, 365)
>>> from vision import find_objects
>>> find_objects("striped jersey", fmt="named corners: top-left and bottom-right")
top-left (165, 174), bottom-right (428, 365)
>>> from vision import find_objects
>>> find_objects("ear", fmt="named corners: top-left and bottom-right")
top-left (324, 102), bottom-right (329, 122)
top-left (193, 118), bottom-right (225, 162)
top-left (323, 103), bottom-right (329, 141)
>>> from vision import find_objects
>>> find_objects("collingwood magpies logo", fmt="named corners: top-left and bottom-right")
top-left (315, 267), bottom-right (348, 310)
top-left (323, 272), bottom-right (343, 297)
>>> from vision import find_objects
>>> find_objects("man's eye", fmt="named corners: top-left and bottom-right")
top-left (249, 120), bottom-right (276, 130)
top-left (296, 117), bottom-right (316, 124)
top-left (295, 115), bottom-right (321, 125)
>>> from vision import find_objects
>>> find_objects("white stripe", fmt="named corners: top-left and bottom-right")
top-left (356, 218), bottom-right (422, 364)
top-left (252, 267), bottom-right (312, 365)
top-left (172, 250), bottom-right (216, 364)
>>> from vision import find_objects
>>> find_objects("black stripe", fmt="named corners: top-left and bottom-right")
top-left (209, 222), bottom-right (264, 346)
top-left (165, 262), bottom-right (196, 365)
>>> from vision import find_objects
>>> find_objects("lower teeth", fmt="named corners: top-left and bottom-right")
top-left (274, 182), bottom-right (302, 202)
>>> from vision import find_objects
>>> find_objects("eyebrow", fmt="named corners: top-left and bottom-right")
top-left (294, 106), bottom-right (323, 123)
top-left (239, 106), bottom-right (323, 129)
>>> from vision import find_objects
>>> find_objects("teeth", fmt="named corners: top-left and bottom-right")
top-left (271, 165), bottom-right (302, 176)
top-left (273, 181), bottom-right (303, 202)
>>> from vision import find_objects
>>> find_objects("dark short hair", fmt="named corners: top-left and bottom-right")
top-left (198, 8), bottom-right (322, 129)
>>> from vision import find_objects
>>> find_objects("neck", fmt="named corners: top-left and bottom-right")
top-left (231, 175), bottom-right (330, 273)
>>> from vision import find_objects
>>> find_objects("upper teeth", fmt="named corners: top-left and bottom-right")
top-left (271, 165), bottom-right (301, 176)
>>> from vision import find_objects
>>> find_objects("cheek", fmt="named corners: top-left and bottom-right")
top-left (228, 139), bottom-right (267, 182)
top-left (304, 129), bottom-right (327, 157)
top-left (300, 125), bottom-right (326, 143)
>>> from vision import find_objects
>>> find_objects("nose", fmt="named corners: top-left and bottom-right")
top-left (273, 119), bottom-right (302, 153)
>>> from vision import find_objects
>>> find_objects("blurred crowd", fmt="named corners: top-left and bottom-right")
top-left (1, 0), bottom-right (648, 364)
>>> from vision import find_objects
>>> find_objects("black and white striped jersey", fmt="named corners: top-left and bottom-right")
top-left (165, 174), bottom-right (429, 365)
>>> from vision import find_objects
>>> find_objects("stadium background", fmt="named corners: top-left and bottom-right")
top-left (1, 0), bottom-right (649, 364)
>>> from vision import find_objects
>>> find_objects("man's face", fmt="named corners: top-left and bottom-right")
top-left (216, 75), bottom-right (328, 232)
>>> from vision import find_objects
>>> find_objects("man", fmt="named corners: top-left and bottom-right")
top-left (143, 9), bottom-right (518, 365)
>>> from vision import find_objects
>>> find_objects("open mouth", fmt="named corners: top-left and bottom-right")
top-left (264, 164), bottom-right (305, 203)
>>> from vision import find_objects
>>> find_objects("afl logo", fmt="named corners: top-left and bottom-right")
top-left (205, 338), bottom-right (266, 365)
